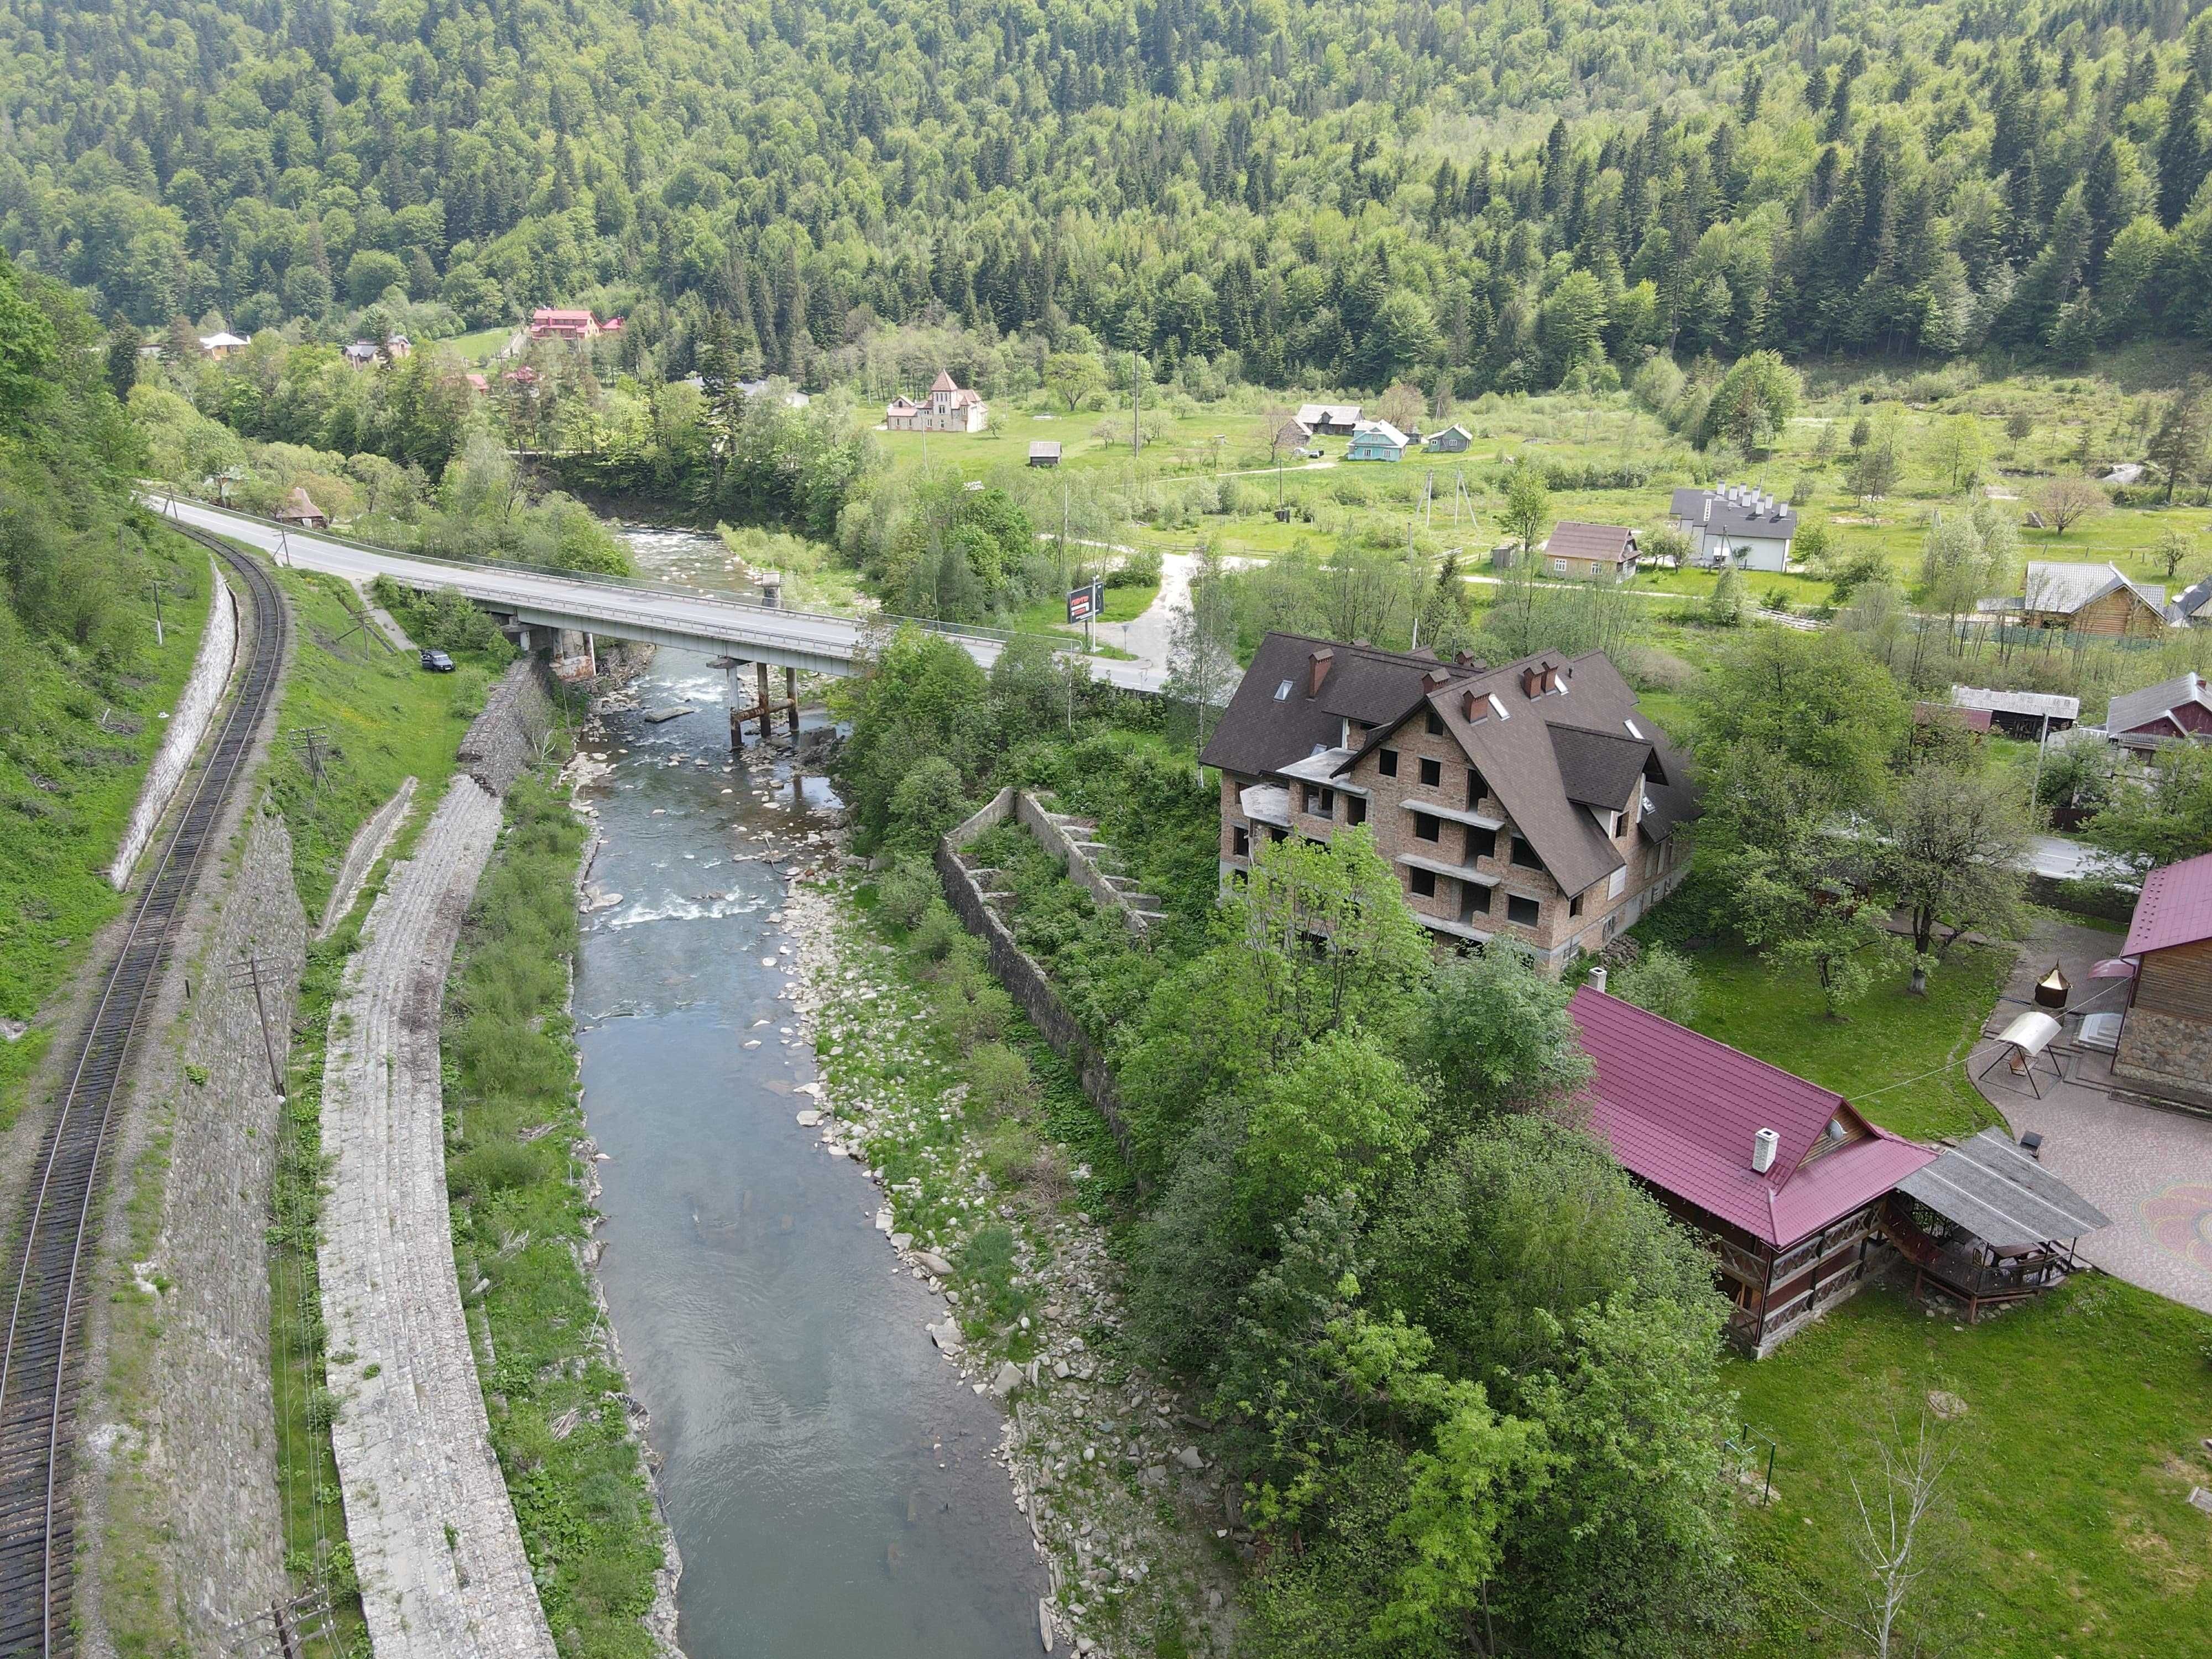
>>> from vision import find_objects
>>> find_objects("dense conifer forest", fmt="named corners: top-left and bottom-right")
top-left (7, 0), bottom-right (2212, 394)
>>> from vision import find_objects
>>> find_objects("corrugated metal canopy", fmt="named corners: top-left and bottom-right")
top-left (1895, 1129), bottom-right (2109, 1248)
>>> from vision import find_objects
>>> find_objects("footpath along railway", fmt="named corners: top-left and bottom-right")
top-left (0, 526), bottom-right (288, 1657)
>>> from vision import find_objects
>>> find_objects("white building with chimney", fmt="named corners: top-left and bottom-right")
top-left (1667, 483), bottom-right (1798, 572)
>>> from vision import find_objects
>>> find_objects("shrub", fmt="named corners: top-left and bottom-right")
top-left (877, 855), bottom-right (939, 930)
top-left (910, 898), bottom-right (963, 961)
top-left (1109, 546), bottom-right (1164, 588)
top-left (968, 1041), bottom-right (1036, 1115)
top-left (884, 755), bottom-right (969, 852)
top-left (1610, 942), bottom-right (1700, 1025)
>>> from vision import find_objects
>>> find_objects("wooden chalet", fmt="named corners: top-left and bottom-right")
top-left (1571, 988), bottom-right (2108, 1348)
top-left (1571, 987), bottom-right (1939, 1354)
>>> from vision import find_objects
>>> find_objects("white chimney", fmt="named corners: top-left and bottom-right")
top-left (1752, 1127), bottom-right (1780, 1174)
top-left (1589, 966), bottom-right (1608, 993)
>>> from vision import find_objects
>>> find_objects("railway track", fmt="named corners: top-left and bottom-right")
top-left (0, 526), bottom-right (289, 1657)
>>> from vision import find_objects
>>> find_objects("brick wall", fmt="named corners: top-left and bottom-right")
top-left (1214, 713), bottom-right (1689, 972)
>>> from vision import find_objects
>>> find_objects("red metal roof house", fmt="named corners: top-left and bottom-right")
top-left (528, 307), bottom-right (600, 342)
top-left (1569, 987), bottom-right (1938, 1353)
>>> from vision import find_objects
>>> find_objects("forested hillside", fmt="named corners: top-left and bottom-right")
top-left (7, 0), bottom-right (2212, 395)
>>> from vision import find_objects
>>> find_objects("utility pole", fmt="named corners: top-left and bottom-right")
top-left (290, 726), bottom-right (332, 792)
top-left (1060, 485), bottom-right (1069, 591)
top-left (1131, 348), bottom-right (1140, 460)
top-left (148, 576), bottom-right (164, 648)
top-left (2030, 708), bottom-right (2053, 815)
top-left (231, 953), bottom-right (287, 1097)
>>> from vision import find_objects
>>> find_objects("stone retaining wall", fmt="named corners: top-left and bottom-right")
top-left (457, 659), bottom-right (557, 795)
top-left (317, 660), bottom-right (563, 1659)
top-left (937, 790), bottom-right (1133, 1163)
top-left (1015, 794), bottom-right (1165, 940)
top-left (111, 554), bottom-right (237, 889)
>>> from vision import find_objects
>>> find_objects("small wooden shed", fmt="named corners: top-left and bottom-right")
top-left (275, 487), bottom-right (328, 529)
top-left (1027, 440), bottom-right (1062, 467)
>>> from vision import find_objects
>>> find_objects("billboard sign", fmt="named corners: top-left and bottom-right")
top-left (1066, 580), bottom-right (1103, 623)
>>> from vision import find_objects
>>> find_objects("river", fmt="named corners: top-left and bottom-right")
top-left (572, 526), bottom-right (1045, 1656)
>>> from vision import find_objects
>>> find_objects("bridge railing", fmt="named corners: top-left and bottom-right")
top-left (150, 493), bottom-right (1086, 655)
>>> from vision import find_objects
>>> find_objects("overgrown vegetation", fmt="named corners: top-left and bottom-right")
top-left (263, 563), bottom-right (500, 917)
top-left (445, 771), bottom-right (667, 1657)
top-left (0, 252), bottom-right (219, 1123)
top-left (841, 622), bottom-right (1746, 1659)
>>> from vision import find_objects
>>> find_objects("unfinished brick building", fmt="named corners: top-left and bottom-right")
top-left (1199, 634), bottom-right (1697, 969)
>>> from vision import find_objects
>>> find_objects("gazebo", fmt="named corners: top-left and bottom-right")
top-left (1884, 1129), bottom-right (2109, 1321)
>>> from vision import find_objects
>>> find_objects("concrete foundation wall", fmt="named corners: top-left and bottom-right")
top-left (938, 790), bottom-right (1134, 1164)
top-left (111, 555), bottom-right (238, 889)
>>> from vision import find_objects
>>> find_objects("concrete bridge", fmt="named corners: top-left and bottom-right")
top-left (154, 498), bottom-right (1171, 692)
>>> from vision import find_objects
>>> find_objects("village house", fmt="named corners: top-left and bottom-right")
top-left (1295, 401), bottom-right (1362, 435)
top-left (2111, 850), bottom-right (2212, 1105)
top-left (1541, 521), bottom-right (1640, 581)
top-left (343, 340), bottom-right (379, 368)
top-left (1572, 986), bottom-right (2107, 1348)
top-left (1668, 483), bottom-right (1797, 571)
top-left (1571, 986), bottom-right (1938, 1352)
top-left (2007, 561), bottom-right (2168, 636)
top-left (274, 486), bottom-right (328, 529)
top-left (1199, 634), bottom-right (1698, 969)
top-left (2168, 573), bottom-right (2211, 627)
top-left (2105, 672), bottom-right (2212, 752)
top-left (197, 330), bottom-right (249, 360)
top-left (1275, 416), bottom-right (1314, 452)
top-left (887, 369), bottom-right (988, 432)
top-left (528, 307), bottom-right (601, 342)
top-left (1344, 420), bottom-right (1411, 462)
top-left (1423, 423), bottom-right (1472, 453)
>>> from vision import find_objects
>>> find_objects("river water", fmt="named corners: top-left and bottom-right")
top-left (572, 528), bottom-right (1045, 1656)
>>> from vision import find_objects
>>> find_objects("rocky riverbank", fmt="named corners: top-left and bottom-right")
top-left (779, 854), bottom-right (1242, 1659)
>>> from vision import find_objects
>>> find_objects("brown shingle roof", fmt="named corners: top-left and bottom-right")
top-left (1198, 633), bottom-right (1470, 778)
top-left (1207, 634), bottom-right (1698, 896)
top-left (1544, 521), bottom-right (1639, 563)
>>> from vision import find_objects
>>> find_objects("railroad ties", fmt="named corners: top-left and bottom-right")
top-left (0, 527), bottom-right (289, 1658)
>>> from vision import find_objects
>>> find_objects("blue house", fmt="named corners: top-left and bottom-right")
top-left (1344, 420), bottom-right (1411, 462)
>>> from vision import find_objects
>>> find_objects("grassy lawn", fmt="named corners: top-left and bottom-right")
top-left (264, 563), bottom-right (511, 920)
top-left (1660, 922), bottom-right (2212, 1658)
top-left (440, 324), bottom-right (514, 364)
top-left (0, 521), bottom-right (215, 1126)
top-left (1005, 578), bottom-right (1160, 638)
top-left (1672, 940), bottom-right (2010, 1143)
top-left (1728, 1279), bottom-right (2212, 1659)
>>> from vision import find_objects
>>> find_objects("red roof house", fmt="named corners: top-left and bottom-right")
top-left (528, 307), bottom-right (600, 342)
top-left (1569, 987), bottom-right (1938, 1353)
top-left (2114, 850), bottom-right (2212, 1103)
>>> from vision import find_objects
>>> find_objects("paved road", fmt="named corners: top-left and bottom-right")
top-left (153, 497), bottom-right (1172, 692)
